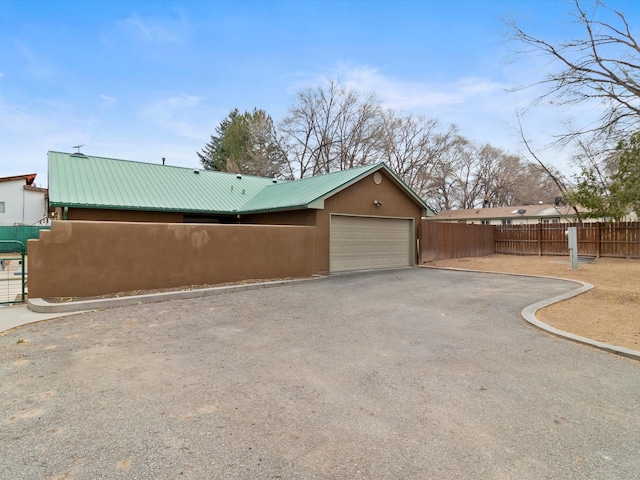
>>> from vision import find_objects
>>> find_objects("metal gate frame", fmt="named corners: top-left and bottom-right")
top-left (0, 240), bottom-right (26, 304)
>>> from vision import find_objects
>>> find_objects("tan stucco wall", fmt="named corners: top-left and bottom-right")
top-left (28, 221), bottom-right (317, 298)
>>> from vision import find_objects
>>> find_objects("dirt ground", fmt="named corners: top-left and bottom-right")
top-left (425, 254), bottom-right (640, 351)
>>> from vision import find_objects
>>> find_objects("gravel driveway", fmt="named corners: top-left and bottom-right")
top-left (1, 268), bottom-right (639, 479)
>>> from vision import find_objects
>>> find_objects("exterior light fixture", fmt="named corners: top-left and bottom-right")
top-left (373, 200), bottom-right (383, 207)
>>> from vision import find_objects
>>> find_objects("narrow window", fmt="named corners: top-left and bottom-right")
top-left (0, 201), bottom-right (5, 213)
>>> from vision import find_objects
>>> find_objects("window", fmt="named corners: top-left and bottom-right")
top-left (481, 220), bottom-right (491, 225)
top-left (501, 219), bottom-right (512, 225)
top-left (0, 201), bottom-right (5, 213)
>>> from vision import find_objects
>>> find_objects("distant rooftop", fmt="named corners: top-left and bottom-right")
top-left (429, 204), bottom-right (586, 220)
top-left (0, 173), bottom-right (37, 185)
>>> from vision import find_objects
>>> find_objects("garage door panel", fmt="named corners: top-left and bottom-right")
top-left (330, 216), bottom-right (412, 272)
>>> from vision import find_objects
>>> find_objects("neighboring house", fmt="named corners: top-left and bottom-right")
top-left (47, 151), bottom-right (435, 274)
top-left (426, 203), bottom-right (598, 225)
top-left (0, 173), bottom-right (49, 226)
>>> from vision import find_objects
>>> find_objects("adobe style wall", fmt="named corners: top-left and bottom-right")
top-left (27, 221), bottom-right (317, 298)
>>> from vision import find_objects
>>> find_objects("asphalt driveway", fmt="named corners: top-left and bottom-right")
top-left (1, 268), bottom-right (639, 479)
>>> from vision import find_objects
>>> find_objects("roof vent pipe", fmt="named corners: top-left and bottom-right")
top-left (193, 169), bottom-right (200, 174)
top-left (162, 157), bottom-right (166, 165)
top-left (236, 174), bottom-right (242, 179)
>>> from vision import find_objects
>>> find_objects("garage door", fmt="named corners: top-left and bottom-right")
top-left (330, 215), bottom-right (413, 272)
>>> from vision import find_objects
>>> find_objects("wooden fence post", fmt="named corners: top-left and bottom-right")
top-left (596, 222), bottom-right (601, 258)
top-left (537, 222), bottom-right (542, 256)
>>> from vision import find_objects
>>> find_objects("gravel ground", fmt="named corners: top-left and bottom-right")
top-left (1, 268), bottom-right (639, 479)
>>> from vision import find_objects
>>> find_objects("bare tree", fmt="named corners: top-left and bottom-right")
top-left (423, 135), bottom-right (470, 211)
top-left (473, 145), bottom-right (523, 207)
top-left (513, 162), bottom-right (564, 205)
top-left (378, 111), bottom-right (458, 199)
top-left (279, 82), bottom-right (383, 179)
top-left (508, 0), bottom-right (640, 146)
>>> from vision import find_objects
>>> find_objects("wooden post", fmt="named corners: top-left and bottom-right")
top-left (596, 222), bottom-right (601, 258)
top-left (537, 222), bottom-right (542, 256)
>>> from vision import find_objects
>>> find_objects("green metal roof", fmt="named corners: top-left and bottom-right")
top-left (48, 151), bottom-right (433, 214)
top-left (239, 164), bottom-right (375, 212)
top-left (48, 151), bottom-right (276, 213)
top-left (239, 163), bottom-right (431, 213)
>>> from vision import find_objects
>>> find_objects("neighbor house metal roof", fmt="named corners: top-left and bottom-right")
top-left (48, 151), bottom-right (432, 214)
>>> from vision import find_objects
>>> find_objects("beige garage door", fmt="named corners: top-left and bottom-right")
top-left (330, 215), bottom-right (413, 272)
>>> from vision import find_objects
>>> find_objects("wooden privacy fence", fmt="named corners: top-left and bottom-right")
top-left (421, 221), bottom-right (495, 262)
top-left (496, 222), bottom-right (640, 258)
top-left (422, 221), bottom-right (640, 261)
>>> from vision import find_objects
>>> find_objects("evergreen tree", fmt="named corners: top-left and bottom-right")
top-left (198, 108), bottom-right (285, 177)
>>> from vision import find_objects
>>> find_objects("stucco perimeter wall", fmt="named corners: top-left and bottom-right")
top-left (27, 221), bottom-right (317, 298)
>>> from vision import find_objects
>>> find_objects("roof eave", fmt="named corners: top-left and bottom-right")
top-left (238, 203), bottom-right (319, 215)
top-left (48, 202), bottom-right (236, 215)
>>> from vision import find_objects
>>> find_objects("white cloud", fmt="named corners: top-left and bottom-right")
top-left (292, 64), bottom-right (510, 113)
top-left (141, 92), bottom-right (211, 139)
top-left (99, 94), bottom-right (117, 111)
top-left (117, 11), bottom-right (188, 45)
top-left (0, 98), bottom-right (95, 180)
top-left (13, 39), bottom-right (53, 78)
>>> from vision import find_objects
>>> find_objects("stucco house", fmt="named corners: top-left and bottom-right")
top-left (47, 151), bottom-right (434, 274)
top-left (426, 203), bottom-right (603, 225)
top-left (0, 173), bottom-right (49, 226)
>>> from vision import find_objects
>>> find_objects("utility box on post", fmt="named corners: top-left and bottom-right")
top-left (567, 226), bottom-right (578, 270)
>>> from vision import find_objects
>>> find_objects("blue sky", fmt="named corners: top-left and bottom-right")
top-left (1, 0), bottom-right (639, 185)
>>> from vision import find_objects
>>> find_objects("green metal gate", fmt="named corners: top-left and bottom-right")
top-left (0, 241), bottom-right (26, 305)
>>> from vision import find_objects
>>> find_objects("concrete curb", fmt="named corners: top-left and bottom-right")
top-left (28, 276), bottom-right (329, 314)
top-left (421, 265), bottom-right (640, 361)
